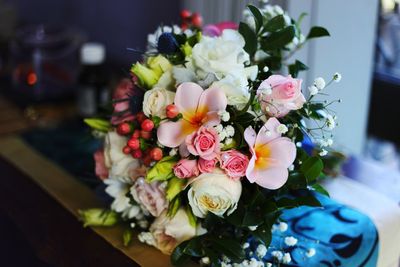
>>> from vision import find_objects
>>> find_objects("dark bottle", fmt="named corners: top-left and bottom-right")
top-left (77, 42), bottom-right (109, 116)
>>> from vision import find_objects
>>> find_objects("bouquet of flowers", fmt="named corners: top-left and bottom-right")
top-left (81, 2), bottom-right (342, 266)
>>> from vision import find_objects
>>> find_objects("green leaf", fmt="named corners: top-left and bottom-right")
top-left (296, 12), bottom-right (308, 27)
top-left (264, 15), bottom-right (286, 32)
top-left (152, 116), bottom-right (161, 127)
top-left (287, 171), bottom-right (307, 190)
top-left (183, 237), bottom-right (203, 257)
top-left (277, 197), bottom-right (298, 209)
top-left (203, 248), bottom-right (220, 266)
top-left (171, 240), bottom-right (191, 266)
top-left (83, 118), bottom-right (111, 132)
top-left (261, 25), bottom-right (296, 51)
top-left (185, 206), bottom-right (197, 228)
top-left (139, 138), bottom-right (148, 151)
top-left (239, 22), bottom-right (258, 55)
top-left (253, 223), bottom-right (272, 246)
top-left (288, 60), bottom-right (309, 78)
top-left (167, 197), bottom-right (181, 218)
top-left (123, 229), bottom-right (132, 246)
top-left (209, 237), bottom-right (245, 263)
top-left (78, 209), bottom-right (119, 227)
top-left (297, 194), bottom-right (322, 207)
top-left (300, 156), bottom-right (324, 183)
top-left (248, 5), bottom-right (264, 32)
top-left (307, 26), bottom-right (330, 39)
top-left (166, 177), bottom-right (186, 201)
top-left (146, 156), bottom-right (177, 182)
top-left (242, 210), bottom-right (263, 227)
top-left (311, 183), bottom-right (330, 197)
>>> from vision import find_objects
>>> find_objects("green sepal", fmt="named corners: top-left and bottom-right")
top-left (146, 156), bottom-right (177, 182)
top-left (78, 208), bottom-right (119, 227)
top-left (84, 118), bottom-right (111, 132)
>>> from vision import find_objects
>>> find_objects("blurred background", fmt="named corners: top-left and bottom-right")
top-left (0, 0), bottom-right (399, 266)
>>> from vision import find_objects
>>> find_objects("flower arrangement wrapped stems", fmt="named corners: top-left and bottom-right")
top-left (82, 3), bottom-right (343, 266)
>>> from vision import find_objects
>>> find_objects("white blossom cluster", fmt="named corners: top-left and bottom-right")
top-left (215, 124), bottom-right (235, 145)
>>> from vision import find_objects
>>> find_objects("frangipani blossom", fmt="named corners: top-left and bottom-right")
top-left (157, 82), bottom-right (227, 148)
top-left (244, 118), bottom-right (296, 189)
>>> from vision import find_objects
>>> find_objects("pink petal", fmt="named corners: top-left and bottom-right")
top-left (157, 120), bottom-right (196, 148)
top-left (175, 82), bottom-right (204, 119)
top-left (197, 86), bottom-right (227, 116)
top-left (244, 127), bottom-right (257, 154)
top-left (203, 111), bottom-right (221, 127)
top-left (179, 143), bottom-right (190, 157)
top-left (251, 165), bottom-right (289, 190)
top-left (255, 117), bottom-right (281, 145)
top-left (267, 138), bottom-right (297, 167)
top-left (293, 93), bottom-right (306, 109)
top-left (245, 156), bottom-right (257, 183)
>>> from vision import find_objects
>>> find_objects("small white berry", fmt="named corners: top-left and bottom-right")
top-left (225, 125), bottom-right (235, 137)
top-left (271, 250), bottom-right (283, 261)
top-left (263, 66), bottom-right (269, 72)
top-left (314, 77), bottom-right (326, 90)
top-left (282, 252), bottom-right (292, 264)
top-left (333, 72), bottom-right (342, 82)
top-left (308, 85), bottom-right (318, 96)
top-left (319, 149), bottom-right (328, 156)
top-left (201, 257), bottom-right (210, 265)
top-left (306, 248), bottom-right (316, 257)
top-left (279, 222), bottom-right (288, 232)
top-left (277, 124), bottom-right (288, 134)
top-left (256, 244), bottom-right (267, 257)
top-left (284, 236), bottom-right (298, 246)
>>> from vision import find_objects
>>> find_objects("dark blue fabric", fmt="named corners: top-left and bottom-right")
top-left (245, 194), bottom-right (379, 266)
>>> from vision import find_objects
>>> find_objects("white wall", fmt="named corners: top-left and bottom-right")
top-left (287, 0), bottom-right (379, 155)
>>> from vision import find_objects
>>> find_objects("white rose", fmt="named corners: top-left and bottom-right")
top-left (188, 169), bottom-right (242, 218)
top-left (143, 87), bottom-right (175, 118)
top-left (150, 209), bottom-right (197, 255)
top-left (192, 30), bottom-right (249, 80)
top-left (104, 131), bottom-right (140, 179)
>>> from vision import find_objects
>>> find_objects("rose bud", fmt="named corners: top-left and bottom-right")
top-left (141, 119), bottom-right (154, 132)
top-left (166, 104), bottom-right (179, 119)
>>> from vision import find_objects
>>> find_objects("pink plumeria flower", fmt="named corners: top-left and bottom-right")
top-left (244, 117), bottom-right (296, 189)
top-left (157, 82), bottom-right (227, 148)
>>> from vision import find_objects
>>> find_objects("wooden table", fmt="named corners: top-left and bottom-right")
top-left (0, 137), bottom-right (180, 267)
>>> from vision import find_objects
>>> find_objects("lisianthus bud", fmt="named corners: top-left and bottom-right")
top-left (146, 55), bottom-right (172, 76)
top-left (131, 62), bottom-right (159, 89)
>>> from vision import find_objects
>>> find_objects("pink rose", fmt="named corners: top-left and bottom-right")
top-left (220, 150), bottom-right (249, 179)
top-left (111, 79), bottom-right (136, 125)
top-left (174, 159), bottom-right (199, 179)
top-left (203, 21), bottom-right (238, 37)
top-left (93, 149), bottom-right (108, 180)
top-left (186, 126), bottom-right (220, 160)
top-left (131, 177), bottom-right (168, 217)
top-left (257, 75), bottom-right (306, 118)
top-left (198, 157), bottom-right (218, 173)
